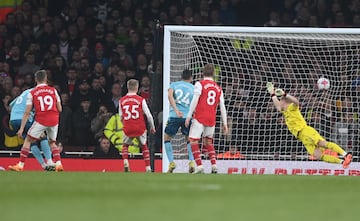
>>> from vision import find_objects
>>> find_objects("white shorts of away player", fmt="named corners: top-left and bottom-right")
top-left (123, 131), bottom-right (147, 146)
top-left (189, 119), bottom-right (215, 140)
top-left (27, 121), bottom-right (59, 142)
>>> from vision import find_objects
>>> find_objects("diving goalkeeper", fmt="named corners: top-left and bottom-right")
top-left (266, 82), bottom-right (352, 169)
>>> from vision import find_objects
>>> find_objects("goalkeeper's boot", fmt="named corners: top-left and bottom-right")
top-left (167, 162), bottom-right (176, 173)
top-left (55, 164), bottom-right (64, 172)
top-left (192, 165), bottom-right (204, 174)
top-left (145, 166), bottom-right (152, 173)
top-left (211, 165), bottom-right (218, 174)
top-left (124, 161), bottom-right (130, 172)
top-left (342, 153), bottom-right (353, 169)
top-left (8, 163), bottom-right (24, 172)
top-left (188, 161), bottom-right (195, 173)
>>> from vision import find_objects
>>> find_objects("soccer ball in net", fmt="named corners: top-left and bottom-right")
top-left (317, 77), bottom-right (330, 90)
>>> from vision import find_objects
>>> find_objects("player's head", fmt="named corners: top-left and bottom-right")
top-left (127, 79), bottom-right (139, 92)
top-left (202, 63), bottom-right (214, 77)
top-left (34, 70), bottom-right (47, 84)
top-left (181, 69), bottom-right (192, 81)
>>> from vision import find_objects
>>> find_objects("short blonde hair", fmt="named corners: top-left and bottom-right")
top-left (34, 70), bottom-right (47, 83)
top-left (202, 63), bottom-right (214, 77)
top-left (127, 79), bottom-right (139, 91)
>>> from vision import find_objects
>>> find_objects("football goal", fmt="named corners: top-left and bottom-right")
top-left (163, 26), bottom-right (360, 175)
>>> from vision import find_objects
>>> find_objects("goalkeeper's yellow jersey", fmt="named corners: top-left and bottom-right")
top-left (281, 103), bottom-right (307, 137)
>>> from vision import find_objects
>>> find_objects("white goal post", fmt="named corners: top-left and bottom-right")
top-left (162, 26), bottom-right (360, 175)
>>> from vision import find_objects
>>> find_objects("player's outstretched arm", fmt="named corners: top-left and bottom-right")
top-left (267, 82), bottom-right (282, 112)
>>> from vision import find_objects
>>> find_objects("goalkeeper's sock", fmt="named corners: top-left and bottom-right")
top-left (122, 145), bottom-right (129, 160)
top-left (320, 154), bottom-right (342, 164)
top-left (187, 143), bottom-right (194, 161)
top-left (164, 141), bottom-right (174, 162)
top-left (142, 144), bottom-right (150, 167)
top-left (206, 145), bottom-right (216, 165)
top-left (40, 139), bottom-right (52, 162)
top-left (30, 144), bottom-right (45, 167)
top-left (326, 142), bottom-right (346, 156)
top-left (191, 143), bottom-right (202, 166)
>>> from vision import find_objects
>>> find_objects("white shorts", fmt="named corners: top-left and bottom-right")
top-left (188, 119), bottom-right (215, 140)
top-left (123, 131), bottom-right (147, 146)
top-left (27, 121), bottom-right (58, 142)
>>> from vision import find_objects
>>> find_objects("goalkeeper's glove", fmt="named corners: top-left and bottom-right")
top-left (266, 82), bottom-right (274, 94)
top-left (275, 88), bottom-right (286, 97)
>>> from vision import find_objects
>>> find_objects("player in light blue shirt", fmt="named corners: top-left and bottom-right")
top-left (9, 88), bottom-right (55, 171)
top-left (164, 69), bottom-right (195, 173)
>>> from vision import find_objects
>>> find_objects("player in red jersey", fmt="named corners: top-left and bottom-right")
top-left (185, 64), bottom-right (228, 174)
top-left (9, 70), bottom-right (64, 172)
top-left (119, 79), bottom-right (156, 172)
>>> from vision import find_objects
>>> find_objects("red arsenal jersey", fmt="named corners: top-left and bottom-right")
top-left (193, 79), bottom-right (222, 126)
top-left (119, 94), bottom-right (146, 137)
top-left (30, 84), bottom-right (60, 126)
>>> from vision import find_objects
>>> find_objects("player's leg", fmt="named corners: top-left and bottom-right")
top-left (47, 125), bottom-right (63, 171)
top-left (8, 122), bottom-right (43, 171)
top-left (122, 135), bottom-right (132, 172)
top-left (188, 119), bottom-right (205, 174)
top-left (300, 126), bottom-right (348, 167)
top-left (164, 118), bottom-right (179, 173)
top-left (30, 142), bottom-right (47, 169)
top-left (139, 133), bottom-right (151, 172)
top-left (203, 126), bottom-right (217, 174)
top-left (181, 120), bottom-right (195, 173)
top-left (8, 137), bottom-right (33, 171)
top-left (39, 138), bottom-right (55, 171)
top-left (318, 140), bottom-right (352, 168)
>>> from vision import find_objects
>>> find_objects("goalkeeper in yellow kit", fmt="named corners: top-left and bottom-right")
top-left (266, 82), bottom-right (352, 169)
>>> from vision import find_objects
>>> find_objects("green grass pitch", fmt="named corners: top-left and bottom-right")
top-left (0, 172), bottom-right (359, 221)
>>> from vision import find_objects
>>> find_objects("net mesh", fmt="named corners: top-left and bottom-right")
top-left (167, 30), bottom-right (360, 162)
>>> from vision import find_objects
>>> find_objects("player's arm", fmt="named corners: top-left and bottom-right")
top-left (219, 91), bottom-right (229, 135)
top-left (55, 89), bottom-right (62, 112)
top-left (185, 82), bottom-right (201, 127)
top-left (142, 99), bottom-right (156, 133)
top-left (118, 102), bottom-right (124, 121)
top-left (267, 82), bottom-right (283, 112)
top-left (168, 88), bottom-right (182, 117)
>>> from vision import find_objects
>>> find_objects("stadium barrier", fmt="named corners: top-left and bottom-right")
top-left (0, 150), bottom-right (162, 172)
top-left (173, 159), bottom-right (360, 175)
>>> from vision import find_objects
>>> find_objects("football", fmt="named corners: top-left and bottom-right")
top-left (317, 77), bottom-right (330, 90)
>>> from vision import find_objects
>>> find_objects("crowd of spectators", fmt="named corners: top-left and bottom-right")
top-left (0, 0), bottom-right (359, 157)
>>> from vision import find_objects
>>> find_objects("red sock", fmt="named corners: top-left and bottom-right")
top-left (122, 145), bottom-right (129, 160)
top-left (206, 145), bottom-right (216, 165)
top-left (20, 148), bottom-right (30, 163)
top-left (52, 147), bottom-right (61, 162)
top-left (142, 144), bottom-right (150, 166)
top-left (191, 143), bottom-right (202, 166)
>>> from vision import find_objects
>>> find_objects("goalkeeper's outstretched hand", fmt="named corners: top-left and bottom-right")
top-left (275, 88), bottom-right (285, 96)
top-left (266, 82), bottom-right (274, 94)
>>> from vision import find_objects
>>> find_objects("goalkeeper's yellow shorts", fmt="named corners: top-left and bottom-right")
top-left (297, 125), bottom-right (325, 155)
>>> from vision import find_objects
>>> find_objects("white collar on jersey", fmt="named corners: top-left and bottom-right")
top-left (127, 92), bottom-right (137, 95)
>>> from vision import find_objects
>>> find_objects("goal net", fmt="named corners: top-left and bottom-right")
top-left (163, 26), bottom-right (360, 174)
